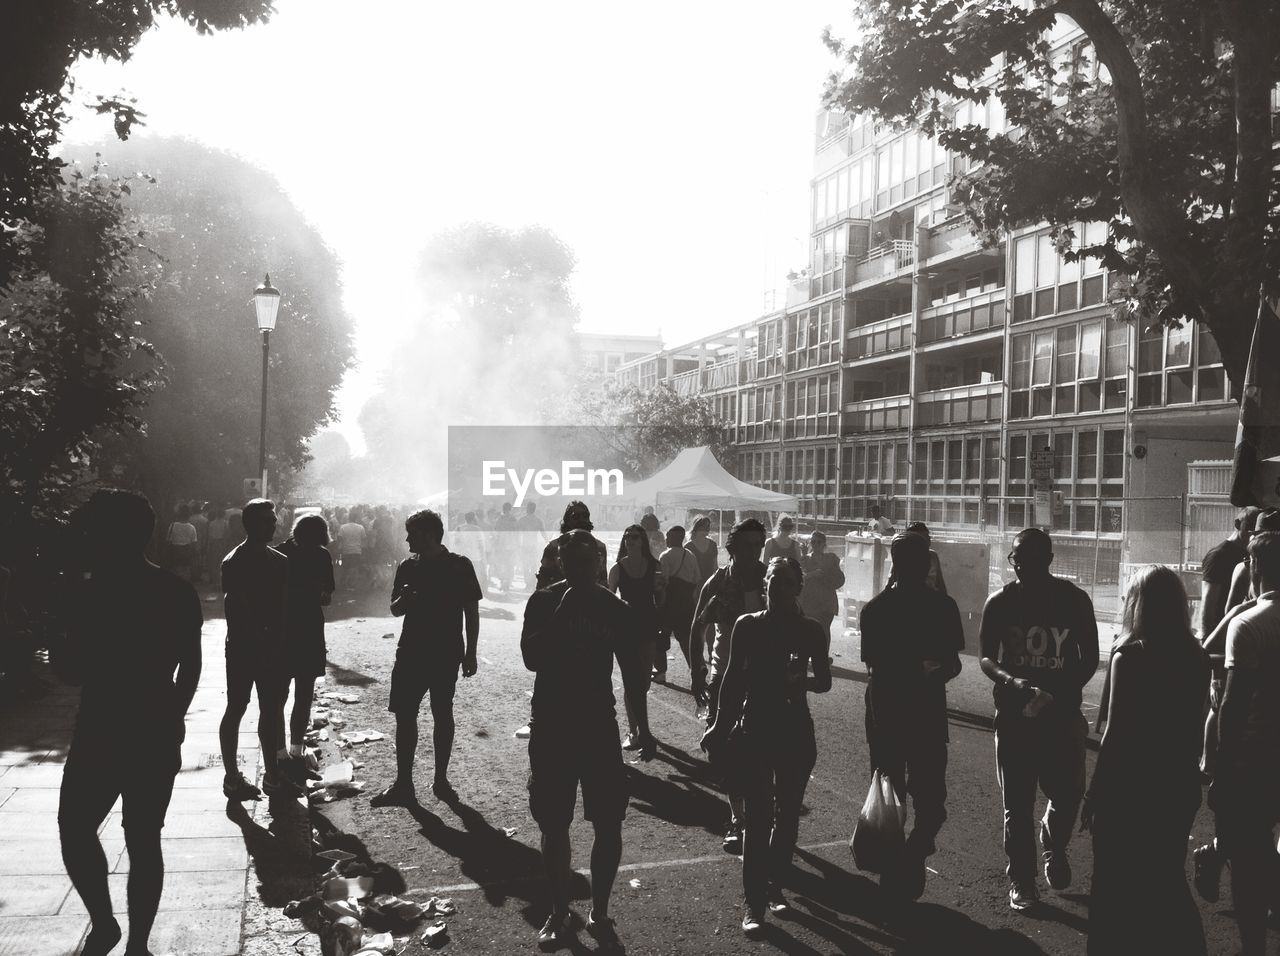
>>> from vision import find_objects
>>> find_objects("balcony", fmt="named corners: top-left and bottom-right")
top-left (669, 367), bottom-right (702, 397)
top-left (915, 380), bottom-right (1005, 428)
top-left (704, 359), bottom-right (739, 390)
top-left (851, 240), bottom-right (916, 286)
top-left (843, 394), bottom-right (911, 433)
top-left (846, 312), bottom-right (912, 361)
top-left (923, 216), bottom-right (982, 260)
top-left (918, 288), bottom-right (1006, 345)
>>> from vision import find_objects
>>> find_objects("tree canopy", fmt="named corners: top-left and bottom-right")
top-left (80, 136), bottom-right (355, 506)
top-left (825, 0), bottom-right (1279, 389)
top-left (1, 0), bottom-right (275, 286)
top-left (0, 162), bottom-right (163, 525)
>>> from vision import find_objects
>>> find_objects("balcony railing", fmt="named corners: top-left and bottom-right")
top-left (924, 217), bottom-right (981, 259)
top-left (919, 287), bottom-right (1007, 344)
top-left (846, 312), bottom-right (912, 360)
top-left (851, 240), bottom-right (916, 285)
top-left (669, 368), bottom-right (702, 397)
top-left (915, 380), bottom-right (1005, 427)
top-left (843, 394), bottom-right (911, 433)
top-left (705, 360), bottom-right (739, 390)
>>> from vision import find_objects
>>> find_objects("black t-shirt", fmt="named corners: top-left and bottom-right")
top-left (727, 610), bottom-right (828, 734)
top-left (979, 576), bottom-right (1099, 719)
top-left (63, 562), bottom-right (202, 747)
top-left (521, 581), bottom-right (630, 727)
top-left (535, 532), bottom-right (609, 590)
top-left (1202, 538), bottom-right (1246, 585)
top-left (861, 584), bottom-right (964, 741)
top-left (221, 542), bottom-right (288, 645)
top-left (392, 549), bottom-right (482, 662)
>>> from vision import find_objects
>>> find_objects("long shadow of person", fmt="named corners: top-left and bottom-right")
top-left (622, 746), bottom-right (730, 836)
top-left (225, 797), bottom-right (316, 907)
top-left (407, 796), bottom-right (591, 932)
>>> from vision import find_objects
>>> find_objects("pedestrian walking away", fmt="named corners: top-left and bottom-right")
top-left (702, 555), bottom-right (831, 935)
top-left (54, 490), bottom-right (202, 956)
top-left (371, 508), bottom-right (481, 808)
top-left (219, 498), bottom-right (294, 801)
top-left (978, 527), bottom-right (1099, 912)
top-left (521, 530), bottom-right (648, 950)
top-left (1212, 529), bottom-right (1280, 956)
top-left (686, 514), bottom-right (720, 587)
top-left (275, 513), bottom-right (336, 785)
top-left (799, 530), bottom-right (845, 657)
top-left (657, 525), bottom-right (700, 681)
top-left (1082, 565), bottom-right (1208, 955)
top-left (859, 531), bottom-right (963, 901)
top-left (608, 524), bottom-right (664, 759)
top-left (905, 521), bottom-right (948, 596)
top-left (691, 517), bottom-right (767, 853)
top-left (535, 500), bottom-right (609, 591)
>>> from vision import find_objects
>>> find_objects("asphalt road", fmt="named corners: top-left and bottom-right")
top-left (300, 586), bottom-right (1273, 956)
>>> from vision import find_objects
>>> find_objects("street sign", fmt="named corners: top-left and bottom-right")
top-left (1033, 488), bottom-right (1053, 528)
top-left (242, 477), bottom-right (263, 500)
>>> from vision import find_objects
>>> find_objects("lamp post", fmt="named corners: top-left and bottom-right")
top-left (253, 274), bottom-right (281, 498)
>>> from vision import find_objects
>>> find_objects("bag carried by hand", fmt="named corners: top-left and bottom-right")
top-left (849, 769), bottom-right (907, 874)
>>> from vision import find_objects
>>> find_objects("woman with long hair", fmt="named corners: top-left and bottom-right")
top-left (686, 514), bottom-right (720, 585)
top-left (762, 514), bottom-right (802, 563)
top-left (799, 530), bottom-right (845, 657)
top-left (608, 524), bottom-right (664, 757)
top-left (275, 514), bottom-right (336, 781)
top-left (702, 556), bottom-right (831, 935)
top-left (1083, 565), bottom-right (1208, 955)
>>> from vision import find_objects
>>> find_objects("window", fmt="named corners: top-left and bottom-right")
top-left (787, 302), bottom-right (841, 370)
top-left (1135, 320), bottom-right (1228, 407)
top-left (1012, 223), bottom-right (1110, 322)
top-left (906, 433), bottom-right (1000, 528)
top-left (1006, 425), bottom-right (1125, 534)
top-left (1010, 316), bottom-right (1129, 419)
top-left (784, 372), bottom-right (838, 438)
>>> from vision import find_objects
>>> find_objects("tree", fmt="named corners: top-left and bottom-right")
top-left (579, 382), bottom-right (727, 479)
top-left (0, 162), bottom-right (164, 525)
top-left (1, 0), bottom-right (274, 286)
top-left (81, 136), bottom-right (355, 506)
top-left (824, 0), bottom-right (1279, 390)
top-left (355, 223), bottom-right (581, 501)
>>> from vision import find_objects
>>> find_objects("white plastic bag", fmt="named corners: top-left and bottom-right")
top-left (849, 769), bottom-right (907, 874)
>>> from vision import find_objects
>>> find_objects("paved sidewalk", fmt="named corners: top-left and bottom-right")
top-left (0, 618), bottom-right (258, 956)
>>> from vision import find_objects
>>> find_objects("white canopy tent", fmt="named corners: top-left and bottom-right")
top-left (624, 446), bottom-right (798, 513)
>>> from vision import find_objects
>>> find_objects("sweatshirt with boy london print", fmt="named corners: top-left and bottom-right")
top-left (979, 576), bottom-right (1100, 719)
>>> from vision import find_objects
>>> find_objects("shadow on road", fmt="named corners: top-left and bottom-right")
top-left (226, 796), bottom-right (317, 908)
top-left (624, 743), bottom-right (728, 836)
top-left (325, 662), bottom-right (380, 688)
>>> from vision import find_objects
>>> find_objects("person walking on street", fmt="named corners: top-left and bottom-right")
top-left (56, 490), bottom-right (202, 956)
top-left (978, 527), bottom-right (1099, 911)
top-left (454, 511), bottom-right (489, 599)
top-left (371, 509), bottom-right (481, 807)
top-left (703, 555), bottom-right (831, 934)
top-left (607, 525), bottom-right (663, 758)
top-left (336, 510), bottom-right (367, 593)
top-left (905, 521), bottom-right (948, 595)
top-left (799, 530), bottom-right (845, 656)
top-left (274, 514), bottom-right (335, 782)
top-left (1213, 529), bottom-right (1280, 956)
top-left (220, 498), bottom-right (294, 800)
top-left (859, 532), bottom-right (963, 900)
top-left (1082, 565), bottom-right (1208, 955)
top-left (657, 525), bottom-right (700, 682)
top-left (691, 517), bottom-right (767, 853)
top-left (686, 515), bottom-right (720, 587)
top-left (521, 530), bottom-right (647, 950)
top-left (536, 500), bottom-right (609, 591)
top-left (763, 515), bottom-right (802, 563)
top-left (492, 502), bottom-right (520, 592)
top-left (517, 501), bottom-right (547, 591)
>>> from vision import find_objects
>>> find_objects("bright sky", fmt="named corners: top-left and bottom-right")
top-left (65, 0), bottom-right (852, 450)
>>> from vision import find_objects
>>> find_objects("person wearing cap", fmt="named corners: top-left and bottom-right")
top-left (859, 532), bottom-right (964, 900)
top-left (978, 527), bottom-right (1099, 912)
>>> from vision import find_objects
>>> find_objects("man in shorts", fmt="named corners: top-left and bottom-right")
top-left (56, 490), bottom-right (202, 956)
top-left (220, 498), bottom-right (293, 800)
top-left (371, 509), bottom-right (480, 807)
top-left (522, 530), bottom-right (645, 948)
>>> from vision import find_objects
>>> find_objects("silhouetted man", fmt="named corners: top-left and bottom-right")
top-left (220, 498), bottom-right (292, 800)
top-left (522, 530), bottom-right (644, 949)
top-left (979, 528), bottom-right (1099, 911)
top-left (535, 500), bottom-right (609, 590)
top-left (56, 490), bottom-right (202, 956)
top-left (371, 509), bottom-right (480, 807)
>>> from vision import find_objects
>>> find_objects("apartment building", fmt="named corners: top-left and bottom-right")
top-left (615, 21), bottom-right (1239, 608)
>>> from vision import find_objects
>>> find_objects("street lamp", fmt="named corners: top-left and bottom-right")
top-left (253, 274), bottom-right (281, 498)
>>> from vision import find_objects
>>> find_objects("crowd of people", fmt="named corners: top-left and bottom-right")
top-left (31, 487), bottom-right (1280, 955)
